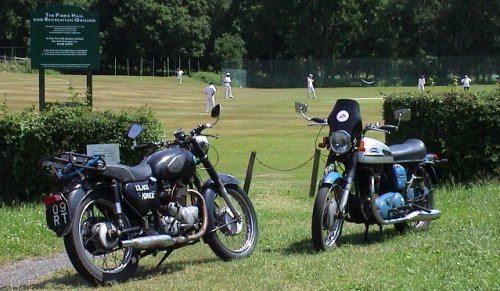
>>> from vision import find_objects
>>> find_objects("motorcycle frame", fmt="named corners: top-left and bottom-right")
top-left (321, 143), bottom-right (438, 226)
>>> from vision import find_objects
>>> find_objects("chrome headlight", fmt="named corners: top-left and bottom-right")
top-left (329, 130), bottom-right (352, 155)
top-left (194, 135), bottom-right (209, 154)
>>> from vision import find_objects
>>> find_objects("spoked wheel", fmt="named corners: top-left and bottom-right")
top-left (64, 192), bottom-right (139, 285)
top-left (395, 167), bottom-right (434, 233)
top-left (204, 185), bottom-right (258, 260)
top-left (312, 182), bottom-right (344, 251)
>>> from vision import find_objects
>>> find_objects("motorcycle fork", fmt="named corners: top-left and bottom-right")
top-left (198, 153), bottom-right (241, 221)
top-left (338, 154), bottom-right (358, 214)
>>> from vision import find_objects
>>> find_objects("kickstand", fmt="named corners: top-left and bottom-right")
top-left (156, 249), bottom-right (173, 269)
top-left (364, 223), bottom-right (370, 241)
top-left (379, 225), bottom-right (383, 236)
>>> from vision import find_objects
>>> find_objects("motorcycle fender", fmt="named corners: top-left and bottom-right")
top-left (320, 171), bottom-right (343, 185)
top-left (200, 173), bottom-right (241, 192)
top-left (424, 164), bottom-right (438, 185)
top-left (200, 174), bottom-right (242, 244)
top-left (55, 184), bottom-right (86, 237)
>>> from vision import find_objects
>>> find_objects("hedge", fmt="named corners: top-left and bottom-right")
top-left (0, 103), bottom-right (164, 205)
top-left (382, 89), bottom-right (499, 184)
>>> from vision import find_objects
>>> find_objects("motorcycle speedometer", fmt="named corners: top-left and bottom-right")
top-left (329, 130), bottom-right (352, 155)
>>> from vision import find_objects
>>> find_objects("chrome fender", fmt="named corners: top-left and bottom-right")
top-left (320, 171), bottom-right (343, 185)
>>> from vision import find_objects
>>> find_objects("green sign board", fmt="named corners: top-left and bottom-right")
top-left (30, 4), bottom-right (99, 70)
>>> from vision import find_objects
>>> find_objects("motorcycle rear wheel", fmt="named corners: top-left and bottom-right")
top-left (312, 182), bottom-right (344, 251)
top-left (204, 185), bottom-right (258, 260)
top-left (395, 167), bottom-right (434, 232)
top-left (64, 192), bottom-right (139, 285)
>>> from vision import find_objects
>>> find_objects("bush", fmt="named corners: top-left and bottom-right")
top-left (383, 90), bottom-right (500, 184)
top-left (0, 103), bottom-right (164, 204)
top-left (191, 71), bottom-right (221, 85)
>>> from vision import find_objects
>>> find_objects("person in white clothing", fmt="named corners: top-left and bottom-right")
top-left (417, 75), bottom-right (426, 91)
top-left (223, 72), bottom-right (233, 98)
top-left (203, 82), bottom-right (217, 113)
top-left (307, 73), bottom-right (316, 99)
top-left (176, 68), bottom-right (184, 83)
top-left (461, 74), bottom-right (471, 91)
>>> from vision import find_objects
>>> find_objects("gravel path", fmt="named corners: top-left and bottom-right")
top-left (0, 253), bottom-right (71, 288)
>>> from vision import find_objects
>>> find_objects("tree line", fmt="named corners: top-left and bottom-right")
top-left (0, 0), bottom-right (498, 70)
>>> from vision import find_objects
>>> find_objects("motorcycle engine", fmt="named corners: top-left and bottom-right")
top-left (159, 202), bottom-right (199, 235)
top-left (375, 192), bottom-right (405, 219)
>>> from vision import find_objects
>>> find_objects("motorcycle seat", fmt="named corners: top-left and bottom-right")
top-left (102, 163), bottom-right (152, 182)
top-left (389, 139), bottom-right (427, 162)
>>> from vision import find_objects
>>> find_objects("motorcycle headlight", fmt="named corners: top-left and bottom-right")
top-left (194, 135), bottom-right (209, 155)
top-left (329, 130), bottom-right (352, 155)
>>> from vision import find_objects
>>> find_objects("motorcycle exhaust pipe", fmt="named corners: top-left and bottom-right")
top-left (370, 193), bottom-right (441, 225)
top-left (404, 209), bottom-right (441, 222)
top-left (119, 189), bottom-right (208, 250)
top-left (119, 234), bottom-right (175, 249)
top-left (380, 209), bottom-right (441, 225)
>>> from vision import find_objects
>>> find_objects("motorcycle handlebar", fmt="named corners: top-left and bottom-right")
top-left (311, 117), bottom-right (327, 124)
top-left (191, 123), bottom-right (212, 135)
top-left (380, 124), bottom-right (398, 131)
top-left (131, 143), bottom-right (150, 150)
top-left (131, 141), bottom-right (172, 150)
top-left (364, 123), bottom-right (397, 134)
top-left (133, 122), bottom-right (215, 150)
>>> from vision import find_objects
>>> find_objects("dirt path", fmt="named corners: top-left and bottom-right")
top-left (0, 253), bottom-right (71, 288)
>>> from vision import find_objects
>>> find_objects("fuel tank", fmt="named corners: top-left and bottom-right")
top-left (357, 137), bottom-right (395, 164)
top-left (143, 148), bottom-right (196, 180)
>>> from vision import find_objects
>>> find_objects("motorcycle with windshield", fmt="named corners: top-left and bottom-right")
top-left (41, 104), bottom-right (258, 285)
top-left (294, 99), bottom-right (445, 251)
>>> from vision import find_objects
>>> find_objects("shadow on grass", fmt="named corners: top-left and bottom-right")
top-left (282, 226), bottom-right (403, 255)
top-left (25, 256), bottom-right (218, 288)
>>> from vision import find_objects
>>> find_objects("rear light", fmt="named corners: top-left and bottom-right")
top-left (42, 193), bottom-right (63, 206)
top-left (427, 153), bottom-right (438, 160)
top-left (318, 136), bottom-right (328, 148)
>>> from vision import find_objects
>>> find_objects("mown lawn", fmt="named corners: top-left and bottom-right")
top-left (0, 72), bottom-right (497, 290)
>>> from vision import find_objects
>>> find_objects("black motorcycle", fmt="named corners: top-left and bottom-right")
top-left (41, 104), bottom-right (258, 285)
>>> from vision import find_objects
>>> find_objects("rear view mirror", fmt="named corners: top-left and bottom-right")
top-left (394, 109), bottom-right (411, 122)
top-left (211, 104), bottom-right (221, 118)
top-left (126, 123), bottom-right (143, 139)
top-left (295, 102), bottom-right (307, 113)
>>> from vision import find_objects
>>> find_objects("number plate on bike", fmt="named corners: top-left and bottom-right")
top-left (44, 193), bottom-right (70, 237)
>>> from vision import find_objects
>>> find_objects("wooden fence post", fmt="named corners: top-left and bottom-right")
top-left (309, 149), bottom-right (321, 197)
top-left (244, 151), bottom-right (257, 195)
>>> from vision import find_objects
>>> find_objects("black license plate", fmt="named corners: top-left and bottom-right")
top-left (44, 194), bottom-right (70, 236)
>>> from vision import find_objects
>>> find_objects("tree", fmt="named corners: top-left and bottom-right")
top-left (212, 33), bottom-right (246, 69)
top-left (89, 0), bottom-right (211, 64)
top-left (227, 0), bottom-right (291, 60)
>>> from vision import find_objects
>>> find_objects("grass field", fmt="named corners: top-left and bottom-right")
top-left (0, 72), bottom-right (498, 290)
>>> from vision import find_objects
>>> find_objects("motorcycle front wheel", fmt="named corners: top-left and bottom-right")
top-left (63, 191), bottom-right (140, 285)
top-left (312, 182), bottom-right (344, 251)
top-left (204, 185), bottom-right (258, 260)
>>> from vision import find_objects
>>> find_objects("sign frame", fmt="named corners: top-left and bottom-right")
top-left (30, 4), bottom-right (99, 70)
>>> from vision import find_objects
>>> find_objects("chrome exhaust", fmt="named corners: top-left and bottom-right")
top-left (370, 192), bottom-right (441, 225)
top-left (119, 235), bottom-right (176, 249)
top-left (119, 189), bottom-right (208, 250)
top-left (378, 209), bottom-right (441, 225)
